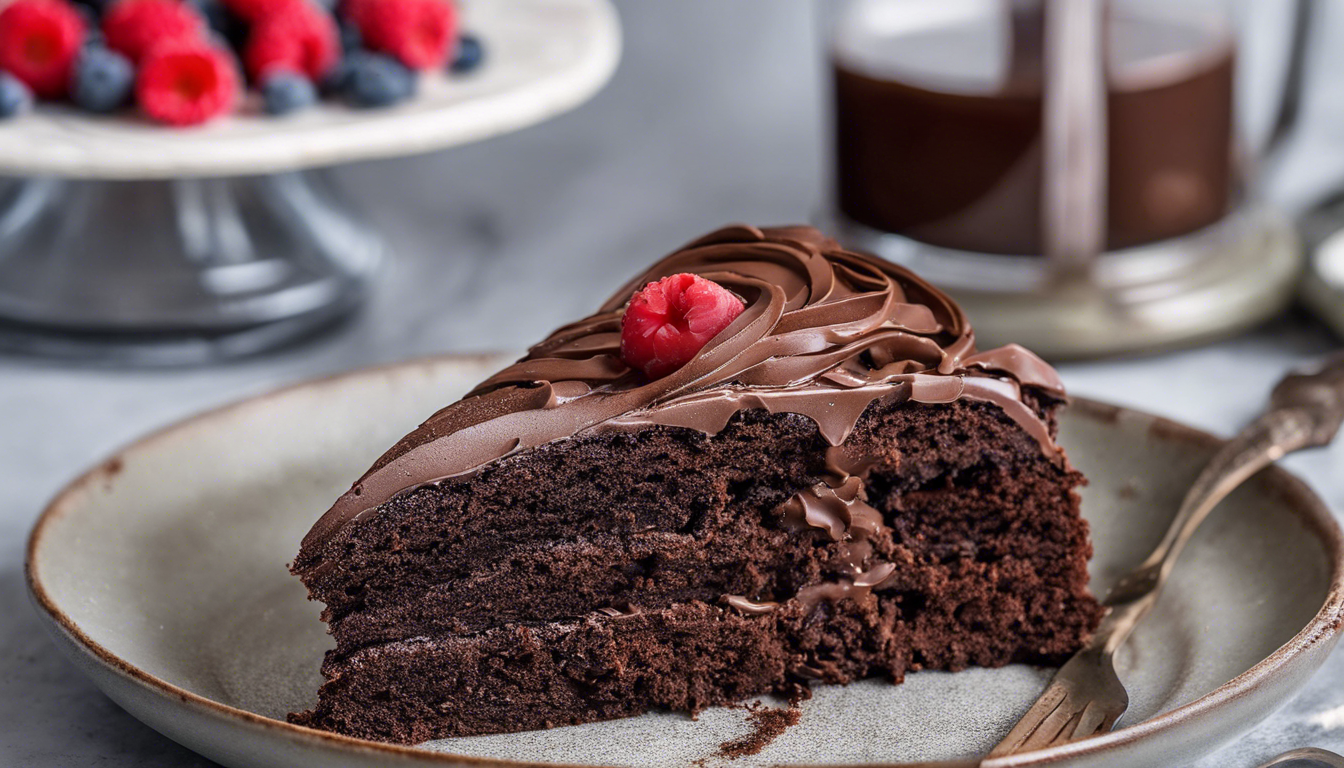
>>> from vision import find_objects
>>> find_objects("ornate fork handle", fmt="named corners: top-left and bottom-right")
top-left (990, 355), bottom-right (1344, 757)
top-left (1097, 354), bottom-right (1344, 659)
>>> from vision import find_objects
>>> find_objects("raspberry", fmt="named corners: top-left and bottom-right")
top-left (243, 1), bottom-right (338, 81)
top-left (339, 0), bottom-right (375, 28)
top-left (620, 274), bottom-right (746, 380)
top-left (103, 0), bottom-right (204, 64)
top-left (135, 40), bottom-right (238, 124)
top-left (350, 0), bottom-right (455, 70)
top-left (220, 0), bottom-right (298, 22)
top-left (0, 0), bottom-right (86, 98)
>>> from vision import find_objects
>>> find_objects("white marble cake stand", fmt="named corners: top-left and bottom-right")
top-left (0, 0), bottom-right (620, 364)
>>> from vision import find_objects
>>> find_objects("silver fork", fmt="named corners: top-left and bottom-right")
top-left (1257, 747), bottom-right (1344, 768)
top-left (989, 354), bottom-right (1344, 756)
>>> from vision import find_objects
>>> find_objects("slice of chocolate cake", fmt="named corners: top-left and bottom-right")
top-left (290, 224), bottom-right (1102, 744)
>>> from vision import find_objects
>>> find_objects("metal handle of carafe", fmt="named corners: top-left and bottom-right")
top-left (1262, 0), bottom-right (1313, 163)
top-left (1041, 0), bottom-right (1109, 279)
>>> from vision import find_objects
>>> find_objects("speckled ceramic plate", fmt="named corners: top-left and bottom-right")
top-left (26, 355), bottom-right (1344, 768)
top-left (0, 0), bottom-right (620, 179)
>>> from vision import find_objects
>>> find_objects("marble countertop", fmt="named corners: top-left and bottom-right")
top-left (3, 2), bottom-right (1343, 766)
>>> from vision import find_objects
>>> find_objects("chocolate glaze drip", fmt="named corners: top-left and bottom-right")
top-left (722, 595), bottom-right (781, 615)
top-left (770, 444), bottom-right (898, 614)
top-left (302, 225), bottom-right (1066, 552)
top-left (780, 476), bottom-right (880, 541)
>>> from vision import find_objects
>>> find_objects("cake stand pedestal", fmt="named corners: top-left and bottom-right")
top-left (0, 0), bottom-right (620, 365)
top-left (0, 172), bottom-right (381, 364)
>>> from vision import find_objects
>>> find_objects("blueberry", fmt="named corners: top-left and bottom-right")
top-left (71, 47), bottom-right (133, 113)
top-left (262, 70), bottom-right (318, 116)
top-left (342, 52), bottom-right (416, 108)
top-left (0, 72), bottom-right (34, 120)
top-left (339, 19), bottom-right (362, 54)
top-left (449, 34), bottom-right (485, 74)
top-left (322, 52), bottom-right (362, 95)
top-left (81, 24), bottom-right (106, 50)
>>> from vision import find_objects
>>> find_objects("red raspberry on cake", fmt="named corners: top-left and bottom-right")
top-left (0, 0), bottom-right (86, 99)
top-left (103, 0), bottom-right (204, 64)
top-left (621, 273), bottom-right (745, 380)
top-left (244, 1), bottom-right (339, 82)
top-left (136, 40), bottom-right (239, 125)
top-left (349, 0), bottom-right (456, 70)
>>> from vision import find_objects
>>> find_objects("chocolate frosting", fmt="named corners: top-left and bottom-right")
top-left (302, 225), bottom-right (1065, 552)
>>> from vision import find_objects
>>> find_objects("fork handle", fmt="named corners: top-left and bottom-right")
top-left (1096, 354), bottom-right (1344, 655)
top-left (1256, 747), bottom-right (1344, 768)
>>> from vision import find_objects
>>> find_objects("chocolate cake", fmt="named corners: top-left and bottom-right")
top-left (290, 224), bottom-right (1102, 744)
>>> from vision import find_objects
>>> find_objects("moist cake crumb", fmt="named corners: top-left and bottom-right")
top-left (717, 701), bottom-right (802, 759)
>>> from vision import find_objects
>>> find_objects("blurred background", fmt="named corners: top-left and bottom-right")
top-left (3, 1), bottom-right (1344, 765)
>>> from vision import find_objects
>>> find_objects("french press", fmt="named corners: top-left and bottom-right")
top-left (825, 0), bottom-right (1309, 358)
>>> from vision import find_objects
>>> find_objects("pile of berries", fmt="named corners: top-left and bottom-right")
top-left (0, 0), bottom-right (484, 125)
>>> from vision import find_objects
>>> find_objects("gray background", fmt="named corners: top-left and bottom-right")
top-left (3, 2), bottom-right (1344, 765)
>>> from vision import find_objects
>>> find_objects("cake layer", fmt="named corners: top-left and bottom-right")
top-left (293, 548), bottom-right (1100, 745)
top-left (299, 397), bottom-right (1090, 660)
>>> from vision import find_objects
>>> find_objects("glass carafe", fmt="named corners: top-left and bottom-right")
top-left (825, 0), bottom-right (1306, 358)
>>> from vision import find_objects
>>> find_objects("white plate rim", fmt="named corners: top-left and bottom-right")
top-left (24, 354), bottom-right (1344, 768)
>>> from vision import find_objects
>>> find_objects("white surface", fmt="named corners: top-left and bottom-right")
top-left (1, 2), bottom-right (1343, 767)
top-left (25, 359), bottom-right (1341, 768)
top-left (0, 0), bottom-right (620, 179)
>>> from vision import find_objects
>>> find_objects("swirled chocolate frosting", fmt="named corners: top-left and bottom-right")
top-left (303, 225), bottom-right (1065, 550)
